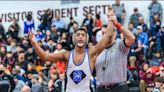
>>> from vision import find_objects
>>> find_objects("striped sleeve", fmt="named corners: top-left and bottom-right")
top-left (118, 39), bottom-right (130, 54)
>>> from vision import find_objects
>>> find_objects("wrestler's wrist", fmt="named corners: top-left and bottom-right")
top-left (31, 41), bottom-right (37, 46)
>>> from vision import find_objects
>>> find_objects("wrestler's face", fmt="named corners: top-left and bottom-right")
top-left (74, 30), bottom-right (87, 48)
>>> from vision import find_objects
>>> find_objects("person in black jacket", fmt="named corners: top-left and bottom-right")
top-left (7, 18), bottom-right (20, 41)
top-left (0, 22), bottom-right (5, 39)
top-left (0, 63), bottom-right (15, 92)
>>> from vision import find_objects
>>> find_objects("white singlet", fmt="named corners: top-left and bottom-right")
top-left (66, 49), bottom-right (92, 92)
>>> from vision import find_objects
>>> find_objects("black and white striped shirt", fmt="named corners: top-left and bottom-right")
top-left (95, 39), bottom-right (130, 86)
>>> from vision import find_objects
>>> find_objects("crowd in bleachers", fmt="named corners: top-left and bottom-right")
top-left (0, 0), bottom-right (164, 92)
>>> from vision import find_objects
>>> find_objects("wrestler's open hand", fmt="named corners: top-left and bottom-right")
top-left (28, 30), bottom-right (36, 44)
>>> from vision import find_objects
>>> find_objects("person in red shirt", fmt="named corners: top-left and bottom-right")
top-left (92, 14), bottom-right (103, 44)
top-left (94, 14), bottom-right (102, 28)
top-left (56, 61), bottom-right (65, 74)
top-left (139, 63), bottom-right (156, 92)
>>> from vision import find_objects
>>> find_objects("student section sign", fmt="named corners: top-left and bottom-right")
top-left (0, 1), bottom-right (161, 37)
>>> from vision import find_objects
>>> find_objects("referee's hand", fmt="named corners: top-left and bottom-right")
top-left (107, 7), bottom-right (117, 25)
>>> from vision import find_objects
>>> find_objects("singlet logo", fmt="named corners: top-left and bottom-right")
top-left (70, 70), bottom-right (86, 84)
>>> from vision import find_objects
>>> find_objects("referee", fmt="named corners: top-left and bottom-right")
top-left (95, 9), bottom-right (135, 92)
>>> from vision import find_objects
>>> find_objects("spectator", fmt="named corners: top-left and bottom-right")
top-left (54, 43), bottom-right (65, 54)
top-left (0, 64), bottom-right (15, 92)
top-left (71, 22), bottom-right (78, 35)
top-left (82, 13), bottom-right (94, 42)
top-left (20, 38), bottom-right (30, 51)
top-left (50, 25), bottom-right (61, 44)
top-left (35, 30), bottom-right (44, 41)
top-left (148, 51), bottom-right (163, 66)
top-left (128, 22), bottom-right (137, 36)
top-left (7, 39), bottom-right (17, 53)
top-left (26, 47), bottom-right (37, 63)
top-left (56, 61), bottom-right (65, 75)
top-left (127, 68), bottom-right (134, 84)
top-left (92, 14), bottom-right (102, 44)
top-left (54, 29), bottom-right (62, 43)
top-left (13, 45), bottom-right (23, 61)
top-left (31, 74), bottom-right (42, 92)
top-left (149, 13), bottom-right (161, 37)
top-left (132, 44), bottom-right (142, 62)
top-left (67, 22), bottom-right (79, 49)
top-left (139, 63), bottom-right (156, 92)
top-left (139, 63), bottom-right (149, 92)
top-left (94, 14), bottom-right (102, 27)
top-left (128, 35), bottom-right (139, 58)
top-left (152, 77), bottom-right (163, 92)
top-left (59, 73), bottom-right (66, 92)
top-left (67, 17), bottom-right (77, 34)
top-left (128, 56), bottom-right (139, 86)
top-left (6, 34), bottom-right (13, 46)
top-left (160, 82), bottom-right (164, 92)
top-left (96, 25), bottom-right (107, 42)
top-left (46, 39), bottom-right (56, 52)
top-left (51, 14), bottom-right (65, 31)
top-left (0, 34), bottom-right (6, 46)
top-left (148, 0), bottom-right (163, 26)
top-left (43, 60), bottom-right (51, 77)
top-left (136, 26), bottom-right (148, 58)
top-left (44, 30), bottom-right (54, 42)
top-left (13, 76), bottom-right (25, 92)
top-left (60, 32), bottom-right (70, 50)
top-left (24, 13), bottom-right (35, 35)
top-left (112, 0), bottom-right (126, 38)
top-left (38, 8), bottom-right (53, 33)
top-left (128, 56), bottom-right (138, 69)
top-left (48, 70), bottom-right (61, 92)
top-left (0, 22), bottom-right (5, 39)
top-left (35, 58), bottom-right (43, 73)
top-left (12, 65), bottom-right (26, 82)
top-left (21, 86), bottom-right (31, 92)
top-left (38, 69), bottom-right (49, 92)
top-left (37, 40), bottom-right (44, 50)
top-left (25, 71), bottom-right (33, 88)
top-left (60, 33), bottom-right (67, 44)
top-left (17, 51), bottom-right (29, 71)
top-left (0, 46), bottom-right (7, 64)
top-left (3, 51), bottom-right (15, 71)
top-left (112, 0), bottom-right (126, 24)
top-left (156, 66), bottom-right (164, 78)
top-left (138, 16), bottom-right (148, 33)
top-left (157, 22), bottom-right (164, 53)
top-left (49, 63), bottom-right (57, 76)
top-left (27, 63), bottom-right (38, 74)
top-left (130, 7), bottom-right (142, 28)
top-left (7, 18), bottom-right (20, 41)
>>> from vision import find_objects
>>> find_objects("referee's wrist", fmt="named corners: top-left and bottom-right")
top-left (114, 22), bottom-right (122, 30)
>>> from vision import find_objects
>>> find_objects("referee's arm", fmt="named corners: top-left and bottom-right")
top-left (114, 21), bottom-right (135, 47)
top-left (120, 26), bottom-right (135, 46)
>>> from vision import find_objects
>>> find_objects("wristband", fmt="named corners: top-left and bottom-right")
top-left (114, 22), bottom-right (122, 30)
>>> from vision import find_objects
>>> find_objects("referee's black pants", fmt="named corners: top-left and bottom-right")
top-left (96, 83), bottom-right (129, 92)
